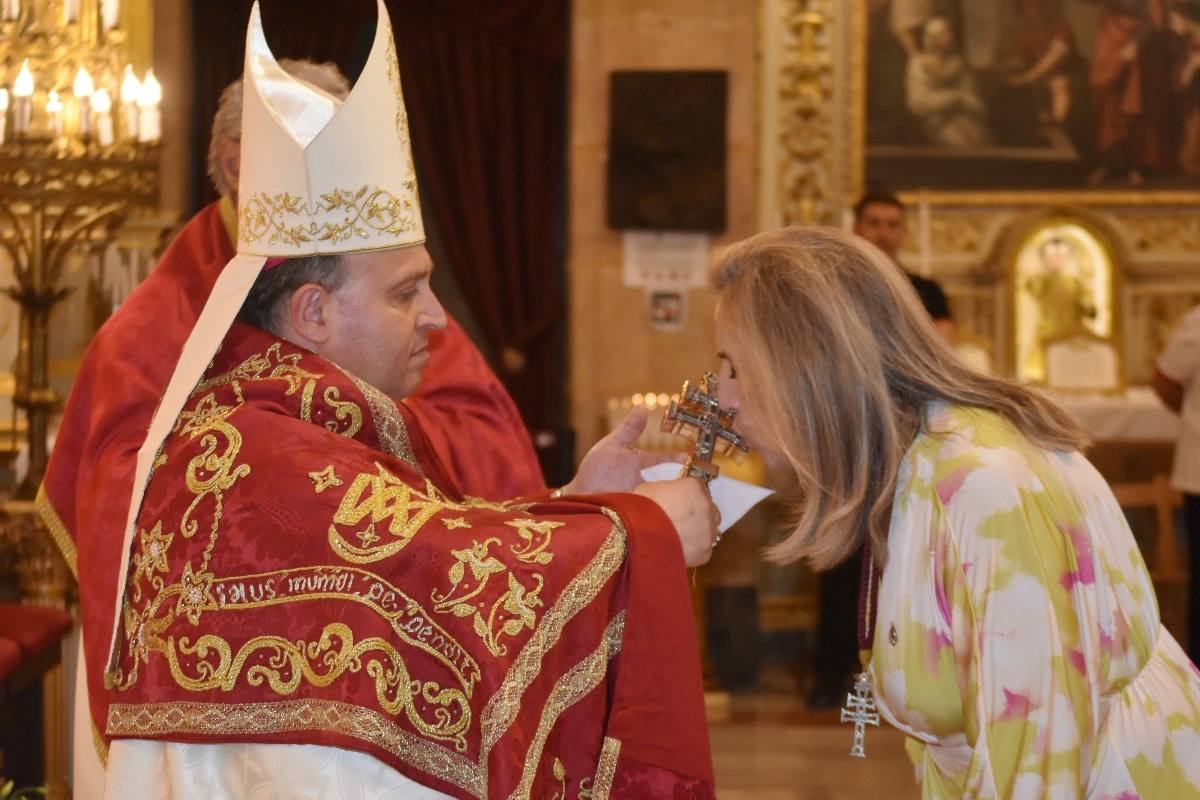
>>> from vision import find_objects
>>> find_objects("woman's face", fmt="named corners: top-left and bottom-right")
top-left (714, 312), bottom-right (786, 468)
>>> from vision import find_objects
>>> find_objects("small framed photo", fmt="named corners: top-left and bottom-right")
top-left (648, 289), bottom-right (687, 331)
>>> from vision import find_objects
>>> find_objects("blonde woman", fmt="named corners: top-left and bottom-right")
top-left (711, 226), bottom-right (1200, 798)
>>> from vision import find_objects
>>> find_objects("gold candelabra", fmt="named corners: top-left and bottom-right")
top-left (0, 0), bottom-right (160, 496)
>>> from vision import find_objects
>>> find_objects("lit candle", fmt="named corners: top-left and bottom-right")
top-left (64, 0), bottom-right (79, 23)
top-left (12, 59), bottom-right (33, 135)
top-left (3, 0), bottom-right (18, 21)
top-left (101, 0), bottom-right (118, 31)
top-left (46, 90), bottom-right (64, 137)
top-left (120, 65), bottom-right (139, 140)
top-left (136, 69), bottom-right (161, 143)
top-left (91, 88), bottom-right (113, 146)
top-left (0, 88), bottom-right (8, 145)
top-left (73, 66), bottom-right (94, 137)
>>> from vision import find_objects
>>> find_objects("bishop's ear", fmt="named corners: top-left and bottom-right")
top-left (283, 283), bottom-right (334, 345)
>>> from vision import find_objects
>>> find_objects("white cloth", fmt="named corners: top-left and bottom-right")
top-left (104, 740), bottom-right (453, 800)
top-left (1051, 387), bottom-right (1180, 442)
top-left (640, 462), bottom-right (772, 532)
top-left (1157, 305), bottom-right (1200, 493)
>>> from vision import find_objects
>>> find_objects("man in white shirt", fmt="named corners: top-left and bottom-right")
top-left (1153, 304), bottom-right (1200, 661)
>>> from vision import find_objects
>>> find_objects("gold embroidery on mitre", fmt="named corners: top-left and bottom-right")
top-left (385, 36), bottom-right (411, 145)
top-left (442, 517), bottom-right (471, 530)
top-left (238, 185), bottom-right (421, 248)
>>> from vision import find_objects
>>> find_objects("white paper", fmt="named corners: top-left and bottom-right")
top-left (640, 462), bottom-right (773, 533)
top-left (621, 231), bottom-right (709, 289)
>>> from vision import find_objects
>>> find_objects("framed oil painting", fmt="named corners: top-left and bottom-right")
top-left (864, 0), bottom-right (1200, 198)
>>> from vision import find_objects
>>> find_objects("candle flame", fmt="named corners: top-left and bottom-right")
top-left (91, 87), bottom-right (112, 113)
top-left (74, 66), bottom-right (95, 97)
top-left (13, 59), bottom-right (34, 98)
top-left (120, 65), bottom-right (140, 103)
top-left (46, 90), bottom-right (63, 113)
top-left (136, 69), bottom-right (161, 108)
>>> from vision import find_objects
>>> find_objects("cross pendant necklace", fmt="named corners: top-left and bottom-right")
top-left (840, 542), bottom-right (881, 757)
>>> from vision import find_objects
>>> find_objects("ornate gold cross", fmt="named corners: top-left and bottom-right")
top-left (660, 371), bottom-right (749, 483)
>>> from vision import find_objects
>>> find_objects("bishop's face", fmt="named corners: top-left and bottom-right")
top-left (320, 244), bottom-right (447, 400)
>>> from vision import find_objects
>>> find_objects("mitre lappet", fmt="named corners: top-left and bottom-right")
top-left (105, 0), bottom-right (425, 674)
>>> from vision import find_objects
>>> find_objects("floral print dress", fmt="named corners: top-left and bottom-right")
top-left (871, 405), bottom-right (1200, 799)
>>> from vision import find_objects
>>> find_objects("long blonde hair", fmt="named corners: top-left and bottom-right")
top-left (711, 226), bottom-right (1086, 570)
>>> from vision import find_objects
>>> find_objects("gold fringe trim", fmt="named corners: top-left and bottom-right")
top-left (92, 718), bottom-right (109, 767)
top-left (35, 484), bottom-right (78, 580)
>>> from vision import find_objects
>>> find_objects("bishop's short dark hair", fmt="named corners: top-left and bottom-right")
top-left (236, 254), bottom-right (348, 334)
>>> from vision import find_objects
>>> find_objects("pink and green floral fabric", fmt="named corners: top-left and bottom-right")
top-left (872, 405), bottom-right (1200, 799)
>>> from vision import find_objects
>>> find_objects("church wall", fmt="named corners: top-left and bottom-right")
top-left (568, 0), bottom-right (759, 453)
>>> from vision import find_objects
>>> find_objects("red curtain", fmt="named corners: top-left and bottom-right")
top-left (391, 1), bottom-right (568, 434)
top-left (189, 0), bottom-right (568, 435)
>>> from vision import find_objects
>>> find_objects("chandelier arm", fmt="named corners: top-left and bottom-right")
top-left (0, 205), bottom-right (34, 288)
top-left (45, 202), bottom-right (127, 287)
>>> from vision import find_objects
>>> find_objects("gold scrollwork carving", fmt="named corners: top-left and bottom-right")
top-left (778, 0), bottom-right (837, 225)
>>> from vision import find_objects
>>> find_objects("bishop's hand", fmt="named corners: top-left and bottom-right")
top-left (559, 406), bottom-right (685, 495)
top-left (634, 477), bottom-right (719, 567)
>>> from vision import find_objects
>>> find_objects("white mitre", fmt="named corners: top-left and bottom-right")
top-left (237, 0), bottom-right (423, 255)
top-left (104, 0), bottom-right (424, 671)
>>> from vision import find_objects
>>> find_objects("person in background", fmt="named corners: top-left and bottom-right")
top-left (1153, 302), bottom-right (1200, 661)
top-left (852, 190), bottom-right (955, 343)
top-left (714, 225), bottom-right (1200, 797)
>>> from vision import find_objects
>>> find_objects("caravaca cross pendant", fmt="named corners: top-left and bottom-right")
top-left (840, 671), bottom-right (881, 758)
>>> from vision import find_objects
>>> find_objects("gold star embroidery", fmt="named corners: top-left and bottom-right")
top-left (309, 465), bottom-right (344, 494)
top-left (356, 523), bottom-right (381, 548)
top-left (442, 517), bottom-right (472, 530)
